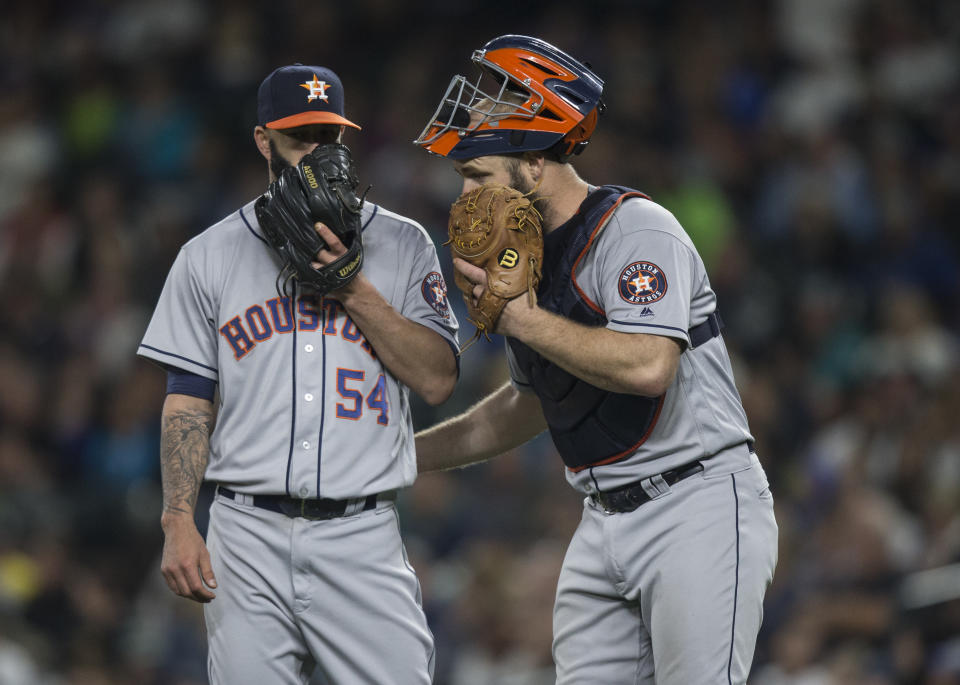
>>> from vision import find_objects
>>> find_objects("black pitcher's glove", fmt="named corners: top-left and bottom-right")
top-left (255, 143), bottom-right (366, 295)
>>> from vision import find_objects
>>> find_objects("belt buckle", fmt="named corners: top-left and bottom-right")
top-left (596, 484), bottom-right (649, 515)
top-left (299, 498), bottom-right (347, 521)
top-left (300, 499), bottom-right (329, 521)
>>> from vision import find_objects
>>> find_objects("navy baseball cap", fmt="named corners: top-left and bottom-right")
top-left (257, 64), bottom-right (361, 130)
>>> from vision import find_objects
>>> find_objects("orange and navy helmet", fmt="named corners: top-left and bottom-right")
top-left (414, 35), bottom-right (604, 161)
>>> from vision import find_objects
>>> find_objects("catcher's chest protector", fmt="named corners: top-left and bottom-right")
top-left (508, 186), bottom-right (665, 472)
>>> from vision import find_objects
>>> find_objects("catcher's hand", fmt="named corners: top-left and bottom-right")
top-left (255, 143), bottom-right (366, 295)
top-left (446, 183), bottom-right (543, 351)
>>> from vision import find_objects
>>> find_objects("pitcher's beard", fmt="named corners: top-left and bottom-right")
top-left (269, 140), bottom-right (293, 181)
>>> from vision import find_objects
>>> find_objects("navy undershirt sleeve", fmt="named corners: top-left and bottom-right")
top-left (166, 367), bottom-right (216, 401)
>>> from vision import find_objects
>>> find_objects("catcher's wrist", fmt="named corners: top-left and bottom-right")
top-left (498, 297), bottom-right (537, 337)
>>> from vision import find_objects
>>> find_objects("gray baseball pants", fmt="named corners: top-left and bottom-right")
top-left (203, 492), bottom-right (435, 684)
top-left (554, 445), bottom-right (778, 684)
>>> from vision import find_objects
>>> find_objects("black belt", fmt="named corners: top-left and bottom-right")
top-left (591, 460), bottom-right (705, 514)
top-left (217, 486), bottom-right (379, 521)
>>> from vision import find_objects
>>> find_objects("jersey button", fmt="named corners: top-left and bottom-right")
top-left (299, 486), bottom-right (309, 498)
top-left (302, 441), bottom-right (310, 449)
top-left (304, 344), bottom-right (314, 352)
top-left (304, 393), bottom-right (314, 402)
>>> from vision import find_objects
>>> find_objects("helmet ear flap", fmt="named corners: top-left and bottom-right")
top-left (551, 106), bottom-right (601, 161)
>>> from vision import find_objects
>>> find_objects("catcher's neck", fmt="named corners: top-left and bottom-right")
top-left (540, 174), bottom-right (591, 234)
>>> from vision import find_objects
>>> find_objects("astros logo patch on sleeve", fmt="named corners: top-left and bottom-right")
top-left (421, 272), bottom-right (451, 318)
top-left (618, 262), bottom-right (667, 304)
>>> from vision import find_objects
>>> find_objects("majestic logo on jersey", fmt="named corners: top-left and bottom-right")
top-left (618, 262), bottom-right (667, 304)
top-left (300, 75), bottom-right (330, 102)
top-left (638, 306), bottom-right (655, 318)
top-left (421, 271), bottom-right (451, 319)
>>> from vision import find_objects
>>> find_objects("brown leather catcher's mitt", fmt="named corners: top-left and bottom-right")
top-left (447, 183), bottom-right (543, 349)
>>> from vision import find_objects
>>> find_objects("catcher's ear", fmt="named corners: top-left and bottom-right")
top-left (521, 151), bottom-right (546, 184)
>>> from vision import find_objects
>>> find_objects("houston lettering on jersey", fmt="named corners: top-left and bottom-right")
top-left (219, 296), bottom-right (377, 361)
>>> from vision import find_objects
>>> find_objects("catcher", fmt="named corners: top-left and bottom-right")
top-left (138, 63), bottom-right (457, 684)
top-left (414, 35), bottom-right (777, 684)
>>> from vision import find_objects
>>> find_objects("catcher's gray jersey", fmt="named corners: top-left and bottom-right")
top-left (507, 196), bottom-right (752, 493)
top-left (139, 199), bottom-right (458, 499)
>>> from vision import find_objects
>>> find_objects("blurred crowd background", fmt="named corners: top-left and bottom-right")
top-left (1, 0), bottom-right (959, 683)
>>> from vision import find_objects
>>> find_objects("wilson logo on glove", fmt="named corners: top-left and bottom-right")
top-left (497, 248), bottom-right (520, 268)
top-left (338, 253), bottom-right (362, 279)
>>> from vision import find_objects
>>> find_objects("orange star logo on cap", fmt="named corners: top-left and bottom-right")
top-left (300, 75), bottom-right (330, 102)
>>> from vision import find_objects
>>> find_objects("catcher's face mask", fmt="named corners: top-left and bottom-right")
top-left (414, 34), bottom-right (604, 161)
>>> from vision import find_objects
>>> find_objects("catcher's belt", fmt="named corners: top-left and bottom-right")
top-left (590, 460), bottom-right (705, 513)
top-left (589, 442), bottom-right (755, 513)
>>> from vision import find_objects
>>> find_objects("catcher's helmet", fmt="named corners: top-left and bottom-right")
top-left (414, 35), bottom-right (604, 161)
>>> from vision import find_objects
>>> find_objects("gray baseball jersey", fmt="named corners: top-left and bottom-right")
top-left (507, 196), bottom-right (754, 493)
top-left (507, 193), bottom-right (777, 684)
top-left (139, 199), bottom-right (458, 498)
top-left (138, 198), bottom-right (457, 684)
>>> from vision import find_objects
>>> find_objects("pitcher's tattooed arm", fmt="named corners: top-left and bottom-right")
top-left (160, 394), bottom-right (215, 517)
top-left (158, 393), bottom-right (218, 602)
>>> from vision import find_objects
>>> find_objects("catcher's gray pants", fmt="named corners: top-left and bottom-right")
top-left (553, 444), bottom-right (778, 684)
top-left (203, 491), bottom-right (435, 684)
